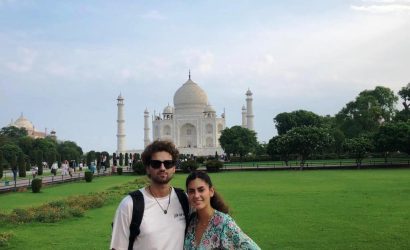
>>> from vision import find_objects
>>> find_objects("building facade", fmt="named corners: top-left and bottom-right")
top-left (117, 75), bottom-right (254, 156)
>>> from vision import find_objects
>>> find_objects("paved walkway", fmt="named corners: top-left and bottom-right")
top-left (0, 168), bottom-right (133, 193)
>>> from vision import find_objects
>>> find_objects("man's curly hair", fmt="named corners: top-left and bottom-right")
top-left (141, 140), bottom-right (179, 167)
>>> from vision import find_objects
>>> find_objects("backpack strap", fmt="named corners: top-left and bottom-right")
top-left (174, 187), bottom-right (190, 232)
top-left (128, 190), bottom-right (144, 250)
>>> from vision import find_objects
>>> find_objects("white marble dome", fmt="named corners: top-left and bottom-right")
top-left (163, 104), bottom-right (174, 114)
top-left (204, 104), bottom-right (216, 113)
top-left (173, 78), bottom-right (208, 109)
top-left (13, 114), bottom-right (34, 131)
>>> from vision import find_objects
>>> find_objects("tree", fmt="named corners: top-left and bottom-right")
top-left (0, 143), bottom-right (23, 168)
top-left (125, 153), bottom-right (129, 167)
top-left (219, 126), bottom-right (258, 159)
top-left (285, 126), bottom-right (334, 168)
top-left (34, 138), bottom-right (58, 167)
top-left (86, 151), bottom-right (96, 167)
top-left (274, 110), bottom-right (323, 135)
top-left (336, 86), bottom-right (398, 138)
top-left (10, 153), bottom-right (17, 180)
top-left (34, 150), bottom-right (43, 175)
top-left (395, 83), bottom-right (410, 122)
top-left (17, 136), bottom-right (34, 156)
top-left (254, 142), bottom-right (267, 157)
top-left (330, 129), bottom-right (345, 157)
top-left (18, 152), bottom-right (26, 177)
top-left (119, 153), bottom-right (124, 167)
top-left (58, 141), bottom-right (83, 163)
top-left (95, 152), bottom-right (101, 170)
top-left (344, 137), bottom-right (374, 168)
top-left (0, 150), bottom-right (3, 179)
top-left (374, 121), bottom-right (410, 155)
top-left (0, 126), bottom-right (28, 139)
top-left (102, 152), bottom-right (110, 169)
top-left (113, 153), bottom-right (117, 166)
top-left (398, 83), bottom-right (410, 111)
top-left (267, 135), bottom-right (292, 166)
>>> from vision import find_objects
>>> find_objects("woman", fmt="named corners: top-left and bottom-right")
top-left (184, 171), bottom-right (260, 250)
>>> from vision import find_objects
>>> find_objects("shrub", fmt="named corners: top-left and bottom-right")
top-left (180, 160), bottom-right (199, 173)
top-left (0, 231), bottom-right (14, 247)
top-left (205, 160), bottom-right (223, 172)
top-left (84, 171), bottom-right (93, 182)
top-left (132, 161), bottom-right (146, 175)
top-left (35, 205), bottom-right (69, 223)
top-left (8, 208), bottom-right (35, 223)
top-left (31, 178), bottom-right (42, 193)
top-left (68, 206), bottom-right (85, 217)
top-left (196, 156), bottom-right (206, 164)
top-left (117, 167), bottom-right (123, 175)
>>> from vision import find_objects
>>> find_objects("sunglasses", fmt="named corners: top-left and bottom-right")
top-left (150, 160), bottom-right (176, 169)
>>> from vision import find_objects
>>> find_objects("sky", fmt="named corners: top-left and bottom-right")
top-left (0, 0), bottom-right (409, 153)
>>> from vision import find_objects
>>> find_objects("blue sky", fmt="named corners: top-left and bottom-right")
top-left (1, 0), bottom-right (409, 153)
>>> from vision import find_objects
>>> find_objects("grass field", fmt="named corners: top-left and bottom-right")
top-left (1, 169), bottom-right (409, 249)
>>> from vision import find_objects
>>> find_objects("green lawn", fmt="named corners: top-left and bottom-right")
top-left (1, 169), bottom-right (409, 249)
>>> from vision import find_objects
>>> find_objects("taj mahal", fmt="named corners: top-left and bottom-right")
top-left (116, 73), bottom-right (254, 156)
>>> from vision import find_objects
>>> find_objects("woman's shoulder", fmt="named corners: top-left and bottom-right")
top-left (213, 210), bottom-right (236, 226)
top-left (215, 210), bottom-right (233, 220)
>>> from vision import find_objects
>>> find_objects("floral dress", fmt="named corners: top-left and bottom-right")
top-left (184, 210), bottom-right (261, 250)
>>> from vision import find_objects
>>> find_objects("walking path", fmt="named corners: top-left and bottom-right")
top-left (0, 168), bottom-right (133, 193)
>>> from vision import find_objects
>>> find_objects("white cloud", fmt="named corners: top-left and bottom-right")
top-left (181, 49), bottom-right (215, 74)
top-left (352, 4), bottom-right (410, 12)
top-left (141, 10), bottom-right (165, 20)
top-left (4, 47), bottom-right (37, 73)
top-left (361, 0), bottom-right (410, 3)
top-left (352, 0), bottom-right (410, 13)
top-left (44, 62), bottom-right (73, 77)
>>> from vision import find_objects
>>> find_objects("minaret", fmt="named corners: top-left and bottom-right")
top-left (144, 108), bottom-right (151, 147)
top-left (246, 89), bottom-right (254, 131)
top-left (242, 105), bottom-right (247, 128)
top-left (116, 94), bottom-right (126, 154)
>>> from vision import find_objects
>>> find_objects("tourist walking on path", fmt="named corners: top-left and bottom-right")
top-left (51, 162), bottom-right (58, 176)
top-left (31, 166), bottom-right (38, 179)
top-left (110, 140), bottom-right (189, 250)
top-left (61, 160), bottom-right (69, 176)
top-left (184, 171), bottom-right (260, 250)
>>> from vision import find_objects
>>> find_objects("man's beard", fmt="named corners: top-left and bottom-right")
top-left (148, 171), bottom-right (173, 184)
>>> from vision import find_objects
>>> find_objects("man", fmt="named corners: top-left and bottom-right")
top-left (110, 140), bottom-right (188, 250)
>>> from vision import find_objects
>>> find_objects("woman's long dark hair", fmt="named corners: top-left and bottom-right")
top-left (186, 171), bottom-right (229, 214)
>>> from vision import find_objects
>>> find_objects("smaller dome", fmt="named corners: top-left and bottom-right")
top-left (204, 104), bottom-right (216, 113)
top-left (163, 104), bottom-right (174, 114)
top-left (117, 94), bottom-right (124, 100)
top-left (13, 114), bottom-right (34, 131)
top-left (246, 89), bottom-right (252, 96)
top-left (242, 105), bottom-right (246, 110)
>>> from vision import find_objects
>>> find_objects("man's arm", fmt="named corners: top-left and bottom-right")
top-left (110, 196), bottom-right (132, 250)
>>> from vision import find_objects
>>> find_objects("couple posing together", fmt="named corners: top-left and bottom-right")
top-left (110, 140), bottom-right (260, 250)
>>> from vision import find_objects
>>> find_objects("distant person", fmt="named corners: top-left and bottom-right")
top-left (90, 162), bottom-right (96, 174)
top-left (12, 164), bottom-right (17, 182)
top-left (51, 162), bottom-right (58, 176)
top-left (68, 164), bottom-right (73, 177)
top-left (31, 166), bottom-right (38, 179)
top-left (61, 160), bottom-right (69, 176)
top-left (184, 171), bottom-right (260, 250)
top-left (110, 140), bottom-right (189, 250)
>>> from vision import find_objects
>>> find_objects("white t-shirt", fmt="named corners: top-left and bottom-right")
top-left (110, 187), bottom-right (186, 250)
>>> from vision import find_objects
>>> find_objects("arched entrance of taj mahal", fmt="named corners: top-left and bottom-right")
top-left (179, 123), bottom-right (197, 148)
